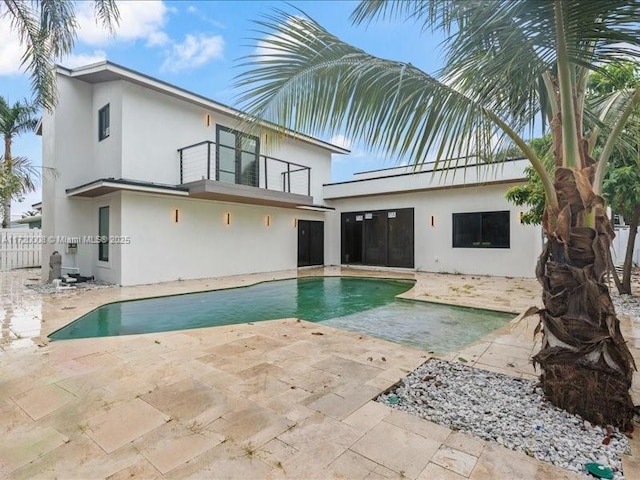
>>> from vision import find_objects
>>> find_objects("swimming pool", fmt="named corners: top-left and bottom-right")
top-left (49, 277), bottom-right (514, 352)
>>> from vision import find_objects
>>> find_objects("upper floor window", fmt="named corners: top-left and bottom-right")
top-left (99, 104), bottom-right (110, 141)
top-left (216, 126), bottom-right (259, 187)
top-left (452, 211), bottom-right (510, 248)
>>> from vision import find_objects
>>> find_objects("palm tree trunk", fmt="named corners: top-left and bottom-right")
top-left (2, 136), bottom-right (11, 229)
top-left (621, 206), bottom-right (640, 294)
top-left (534, 166), bottom-right (636, 431)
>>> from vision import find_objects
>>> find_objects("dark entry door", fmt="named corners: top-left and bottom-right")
top-left (298, 220), bottom-right (324, 267)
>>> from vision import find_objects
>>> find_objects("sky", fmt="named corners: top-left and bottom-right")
top-left (0, 0), bottom-right (445, 219)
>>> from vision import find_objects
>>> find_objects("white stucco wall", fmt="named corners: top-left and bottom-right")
top-left (118, 191), bottom-right (327, 286)
top-left (42, 75), bottom-right (95, 280)
top-left (92, 81), bottom-right (123, 180)
top-left (325, 183), bottom-right (543, 278)
top-left (120, 82), bottom-right (332, 203)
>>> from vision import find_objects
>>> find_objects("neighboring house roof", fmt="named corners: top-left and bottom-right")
top-left (50, 61), bottom-right (350, 155)
top-left (16, 215), bottom-right (42, 225)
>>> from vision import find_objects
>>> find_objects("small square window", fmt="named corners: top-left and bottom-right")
top-left (99, 104), bottom-right (110, 141)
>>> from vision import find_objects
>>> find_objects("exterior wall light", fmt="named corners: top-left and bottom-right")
top-left (292, 218), bottom-right (297, 228)
top-left (173, 209), bottom-right (179, 223)
top-left (224, 212), bottom-right (231, 225)
top-left (205, 113), bottom-right (211, 127)
top-left (430, 215), bottom-right (435, 227)
top-left (265, 215), bottom-right (271, 227)
top-left (519, 211), bottom-right (524, 224)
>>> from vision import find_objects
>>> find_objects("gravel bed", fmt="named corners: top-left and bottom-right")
top-left (26, 281), bottom-right (115, 294)
top-left (377, 358), bottom-right (631, 479)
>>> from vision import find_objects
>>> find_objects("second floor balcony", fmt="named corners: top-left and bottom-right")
top-left (178, 140), bottom-right (314, 208)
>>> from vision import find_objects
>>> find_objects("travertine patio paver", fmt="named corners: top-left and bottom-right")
top-left (1, 267), bottom-right (638, 478)
top-left (417, 462), bottom-right (467, 480)
top-left (11, 383), bottom-right (75, 421)
top-left (85, 398), bottom-right (170, 453)
top-left (431, 445), bottom-right (478, 476)
top-left (351, 421), bottom-right (442, 478)
top-left (135, 422), bottom-right (225, 474)
top-left (0, 425), bottom-right (68, 475)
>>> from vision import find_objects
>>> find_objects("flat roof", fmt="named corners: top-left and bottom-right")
top-left (57, 61), bottom-right (350, 155)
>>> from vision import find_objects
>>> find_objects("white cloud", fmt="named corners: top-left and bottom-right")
top-left (58, 50), bottom-right (107, 69)
top-left (0, 15), bottom-right (26, 75)
top-left (76, 0), bottom-right (168, 46)
top-left (160, 34), bottom-right (224, 73)
top-left (146, 31), bottom-right (170, 47)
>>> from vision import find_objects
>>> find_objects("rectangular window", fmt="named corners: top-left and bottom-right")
top-left (216, 126), bottom-right (259, 187)
top-left (98, 206), bottom-right (109, 261)
top-left (98, 104), bottom-right (110, 141)
top-left (452, 211), bottom-right (510, 248)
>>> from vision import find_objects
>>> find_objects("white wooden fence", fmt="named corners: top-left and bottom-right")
top-left (0, 228), bottom-right (42, 271)
top-left (611, 226), bottom-right (640, 266)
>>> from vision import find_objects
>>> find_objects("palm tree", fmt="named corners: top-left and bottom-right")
top-left (0, 97), bottom-right (39, 228)
top-left (236, 1), bottom-right (640, 430)
top-left (1, 0), bottom-right (119, 110)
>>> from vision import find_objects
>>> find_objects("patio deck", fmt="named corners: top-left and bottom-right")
top-left (1, 267), bottom-right (639, 479)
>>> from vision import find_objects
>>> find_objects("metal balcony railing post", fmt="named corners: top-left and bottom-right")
top-left (287, 163), bottom-right (291, 193)
top-left (307, 168), bottom-right (311, 196)
top-left (206, 142), bottom-right (211, 180)
top-left (264, 156), bottom-right (268, 190)
top-left (179, 150), bottom-right (183, 184)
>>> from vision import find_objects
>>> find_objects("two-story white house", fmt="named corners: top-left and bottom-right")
top-left (40, 62), bottom-right (349, 285)
top-left (40, 61), bottom-right (541, 286)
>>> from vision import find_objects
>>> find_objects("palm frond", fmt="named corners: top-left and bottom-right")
top-left (3, 0), bottom-right (57, 110)
top-left (352, 0), bottom-right (640, 138)
top-left (1, 0), bottom-right (120, 111)
top-left (0, 155), bottom-right (39, 194)
top-left (93, 0), bottom-right (120, 33)
top-left (0, 97), bottom-right (38, 137)
top-left (237, 10), bottom-right (528, 167)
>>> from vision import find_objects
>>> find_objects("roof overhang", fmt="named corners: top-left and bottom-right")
top-left (57, 61), bottom-right (350, 155)
top-left (295, 204), bottom-right (335, 212)
top-left (66, 179), bottom-right (189, 198)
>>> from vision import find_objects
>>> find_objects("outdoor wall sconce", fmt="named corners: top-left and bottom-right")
top-left (292, 218), bottom-right (297, 228)
top-left (265, 215), bottom-right (271, 227)
top-left (173, 209), bottom-right (179, 223)
top-left (430, 215), bottom-right (435, 227)
top-left (519, 211), bottom-right (524, 224)
top-left (224, 212), bottom-right (231, 225)
top-left (205, 113), bottom-right (211, 127)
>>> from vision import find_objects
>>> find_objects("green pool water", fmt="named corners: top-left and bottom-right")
top-left (49, 277), bottom-right (514, 352)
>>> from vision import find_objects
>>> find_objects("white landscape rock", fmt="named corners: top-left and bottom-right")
top-left (377, 289), bottom-right (638, 478)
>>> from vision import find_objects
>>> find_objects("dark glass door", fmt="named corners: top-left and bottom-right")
top-left (298, 220), bottom-right (324, 267)
top-left (341, 213), bottom-right (363, 264)
top-left (364, 212), bottom-right (387, 266)
top-left (216, 126), bottom-right (259, 186)
top-left (341, 208), bottom-right (414, 268)
top-left (387, 209), bottom-right (414, 267)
